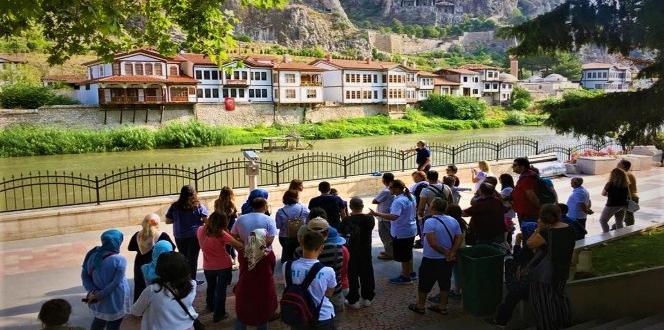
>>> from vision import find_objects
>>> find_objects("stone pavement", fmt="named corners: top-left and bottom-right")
top-left (1, 167), bottom-right (663, 329)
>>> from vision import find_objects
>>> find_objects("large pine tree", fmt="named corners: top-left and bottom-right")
top-left (503, 0), bottom-right (664, 147)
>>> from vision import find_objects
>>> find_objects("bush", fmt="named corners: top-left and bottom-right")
top-left (0, 83), bottom-right (78, 108)
top-left (420, 94), bottom-right (486, 120)
top-left (510, 98), bottom-right (531, 111)
top-left (504, 111), bottom-right (526, 125)
top-left (45, 94), bottom-right (79, 105)
top-left (235, 34), bottom-right (251, 42)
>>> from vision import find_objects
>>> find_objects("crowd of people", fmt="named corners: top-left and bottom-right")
top-left (36, 143), bottom-right (642, 330)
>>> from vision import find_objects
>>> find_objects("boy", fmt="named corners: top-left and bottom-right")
top-left (340, 197), bottom-right (376, 309)
top-left (445, 165), bottom-right (460, 187)
top-left (285, 230), bottom-right (337, 329)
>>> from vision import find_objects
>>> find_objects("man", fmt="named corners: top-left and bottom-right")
top-left (618, 159), bottom-right (639, 226)
top-left (373, 173), bottom-right (395, 260)
top-left (416, 170), bottom-right (452, 248)
top-left (511, 157), bottom-right (540, 225)
top-left (308, 181), bottom-right (346, 230)
top-left (402, 140), bottom-right (432, 172)
top-left (566, 177), bottom-right (593, 229)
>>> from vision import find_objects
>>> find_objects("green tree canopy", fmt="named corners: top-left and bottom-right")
top-left (502, 0), bottom-right (664, 147)
top-left (519, 51), bottom-right (581, 80)
top-left (1, 0), bottom-right (287, 65)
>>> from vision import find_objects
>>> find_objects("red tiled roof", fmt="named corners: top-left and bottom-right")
top-left (459, 64), bottom-right (501, 70)
top-left (436, 68), bottom-right (480, 75)
top-left (82, 48), bottom-right (185, 66)
top-left (582, 62), bottom-right (614, 70)
top-left (0, 54), bottom-right (27, 64)
top-left (417, 71), bottom-right (438, 77)
top-left (178, 53), bottom-right (215, 65)
top-left (83, 75), bottom-right (198, 85)
top-left (433, 77), bottom-right (460, 86)
top-left (243, 56), bottom-right (277, 68)
top-left (42, 74), bottom-right (87, 84)
top-left (273, 62), bottom-right (326, 72)
top-left (310, 58), bottom-right (417, 72)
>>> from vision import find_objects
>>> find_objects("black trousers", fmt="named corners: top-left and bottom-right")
top-left (495, 281), bottom-right (529, 325)
top-left (345, 252), bottom-right (375, 304)
top-left (279, 236), bottom-right (299, 263)
top-left (175, 236), bottom-right (200, 281)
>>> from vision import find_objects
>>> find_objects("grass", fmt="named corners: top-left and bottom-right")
top-left (590, 226), bottom-right (664, 276)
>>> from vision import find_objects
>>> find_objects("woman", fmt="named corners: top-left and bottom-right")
top-left (463, 183), bottom-right (507, 245)
top-left (81, 229), bottom-right (131, 330)
top-left (166, 185), bottom-right (208, 282)
top-left (401, 140), bottom-right (431, 172)
top-left (527, 204), bottom-right (575, 330)
top-left (214, 186), bottom-right (239, 268)
top-left (131, 252), bottom-right (198, 330)
top-left (471, 160), bottom-right (493, 192)
top-left (197, 212), bottom-right (244, 322)
top-left (499, 174), bottom-right (516, 244)
top-left (240, 188), bottom-right (270, 215)
top-left (276, 189), bottom-right (310, 263)
top-left (141, 240), bottom-right (175, 285)
top-left (288, 179), bottom-right (304, 192)
top-left (128, 214), bottom-right (175, 301)
top-left (598, 168), bottom-right (629, 232)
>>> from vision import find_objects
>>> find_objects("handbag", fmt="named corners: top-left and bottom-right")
top-left (526, 229), bottom-right (554, 284)
top-left (164, 284), bottom-right (205, 330)
top-left (627, 187), bottom-right (640, 213)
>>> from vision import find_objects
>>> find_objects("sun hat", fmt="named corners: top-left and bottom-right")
top-left (325, 227), bottom-right (346, 245)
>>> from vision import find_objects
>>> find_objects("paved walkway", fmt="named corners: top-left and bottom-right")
top-left (1, 167), bottom-right (663, 329)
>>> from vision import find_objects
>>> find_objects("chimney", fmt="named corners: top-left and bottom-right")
top-left (510, 55), bottom-right (519, 78)
top-left (325, 53), bottom-right (332, 61)
top-left (282, 55), bottom-right (292, 63)
top-left (365, 57), bottom-right (372, 64)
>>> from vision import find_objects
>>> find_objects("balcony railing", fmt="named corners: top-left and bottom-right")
top-left (225, 79), bottom-right (248, 86)
top-left (301, 81), bottom-right (322, 86)
top-left (144, 96), bottom-right (164, 103)
top-left (171, 95), bottom-right (189, 102)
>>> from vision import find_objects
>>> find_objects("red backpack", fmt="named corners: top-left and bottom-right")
top-left (280, 261), bottom-right (325, 327)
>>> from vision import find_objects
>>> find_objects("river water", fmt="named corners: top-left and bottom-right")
top-left (0, 126), bottom-right (582, 178)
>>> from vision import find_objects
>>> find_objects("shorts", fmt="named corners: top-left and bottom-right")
top-left (418, 257), bottom-right (453, 293)
top-left (392, 236), bottom-right (415, 262)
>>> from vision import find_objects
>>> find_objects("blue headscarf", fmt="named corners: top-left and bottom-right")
top-left (141, 240), bottom-right (174, 284)
top-left (520, 222), bottom-right (537, 242)
top-left (83, 229), bottom-right (123, 275)
top-left (241, 188), bottom-right (269, 214)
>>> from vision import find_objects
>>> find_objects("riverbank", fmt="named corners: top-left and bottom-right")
top-left (0, 109), bottom-right (544, 157)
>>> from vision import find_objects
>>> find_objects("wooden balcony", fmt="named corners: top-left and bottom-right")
top-left (301, 81), bottom-right (322, 86)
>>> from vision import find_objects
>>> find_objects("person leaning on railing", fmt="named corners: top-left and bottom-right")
top-left (401, 140), bottom-right (431, 172)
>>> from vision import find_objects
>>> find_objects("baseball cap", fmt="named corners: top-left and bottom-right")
top-left (307, 217), bottom-right (329, 232)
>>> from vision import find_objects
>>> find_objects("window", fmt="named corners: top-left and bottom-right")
top-left (204, 89), bottom-right (211, 98)
top-left (155, 64), bottom-right (162, 75)
top-left (241, 71), bottom-right (247, 80)
top-left (203, 70), bottom-right (210, 80)
top-left (346, 90), bottom-right (350, 99)
top-left (195, 70), bottom-right (202, 79)
top-left (212, 89), bottom-right (219, 98)
top-left (602, 72), bottom-right (607, 78)
top-left (382, 88), bottom-right (387, 98)
top-left (98, 66), bottom-right (104, 76)
top-left (197, 89), bottom-right (203, 98)
top-left (124, 63), bottom-right (133, 75)
top-left (234, 71), bottom-right (240, 79)
top-left (169, 66), bottom-right (178, 76)
top-left (223, 89), bottom-right (229, 98)
top-left (272, 73), bottom-right (277, 82)
top-left (249, 89), bottom-right (255, 98)
top-left (188, 87), bottom-right (196, 95)
top-left (374, 90), bottom-right (378, 99)
top-left (274, 88), bottom-right (278, 98)
top-left (493, 83), bottom-right (498, 89)
top-left (474, 77), bottom-right (479, 82)
top-left (238, 89), bottom-right (245, 98)
top-left (211, 70), bottom-right (218, 80)
top-left (230, 89), bottom-right (237, 97)
top-left (145, 64), bottom-right (153, 75)
top-left (485, 83), bottom-right (490, 89)
top-left (286, 89), bottom-right (296, 98)
top-left (112, 63), bottom-right (120, 75)
top-left (463, 76), bottom-right (468, 82)
top-left (307, 89), bottom-right (317, 99)
top-left (382, 74), bottom-right (386, 83)
top-left (262, 89), bottom-right (267, 98)
top-left (261, 72), bottom-right (267, 80)
top-left (363, 74), bottom-right (368, 83)
top-left (345, 74), bottom-right (350, 83)
top-left (373, 74), bottom-right (377, 83)
top-left (85, 84), bottom-right (90, 90)
top-left (472, 89), bottom-right (479, 95)
top-left (227, 72), bottom-right (232, 80)
top-left (285, 74), bottom-right (296, 83)
top-left (73, 85), bottom-right (80, 90)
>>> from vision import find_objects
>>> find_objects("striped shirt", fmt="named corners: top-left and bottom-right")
top-left (295, 243), bottom-right (344, 293)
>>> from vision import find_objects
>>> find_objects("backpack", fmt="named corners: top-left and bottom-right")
top-left (280, 207), bottom-right (304, 238)
top-left (280, 261), bottom-right (325, 327)
top-left (413, 183), bottom-right (427, 206)
top-left (536, 177), bottom-right (558, 205)
top-left (426, 184), bottom-right (452, 204)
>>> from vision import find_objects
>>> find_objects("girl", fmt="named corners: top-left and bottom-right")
top-left (471, 160), bottom-right (493, 192)
top-left (214, 186), bottom-right (239, 269)
top-left (598, 168), bottom-right (630, 232)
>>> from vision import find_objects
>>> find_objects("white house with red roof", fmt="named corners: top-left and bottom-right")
top-left (435, 68), bottom-right (482, 98)
top-left (77, 49), bottom-right (198, 105)
top-left (580, 62), bottom-right (631, 92)
top-left (272, 60), bottom-right (325, 104)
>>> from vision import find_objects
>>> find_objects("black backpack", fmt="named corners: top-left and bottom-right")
top-left (536, 177), bottom-right (558, 205)
top-left (280, 261), bottom-right (325, 327)
top-left (426, 184), bottom-right (453, 204)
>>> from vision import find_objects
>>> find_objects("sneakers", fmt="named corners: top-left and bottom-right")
top-left (347, 301), bottom-right (362, 309)
top-left (410, 272), bottom-right (418, 281)
top-left (390, 275), bottom-right (413, 285)
top-left (361, 298), bottom-right (373, 307)
top-left (413, 240), bottom-right (423, 249)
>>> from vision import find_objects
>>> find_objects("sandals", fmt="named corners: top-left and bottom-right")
top-left (427, 305), bottom-right (449, 315)
top-left (408, 303), bottom-right (425, 314)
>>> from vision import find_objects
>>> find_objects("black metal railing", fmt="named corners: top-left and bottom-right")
top-left (0, 138), bottom-right (620, 212)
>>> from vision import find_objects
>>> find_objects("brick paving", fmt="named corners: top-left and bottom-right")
top-left (1, 167), bottom-right (663, 329)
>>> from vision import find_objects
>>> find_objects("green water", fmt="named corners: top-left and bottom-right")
top-left (0, 126), bottom-right (580, 178)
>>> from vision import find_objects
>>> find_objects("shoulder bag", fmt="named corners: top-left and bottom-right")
top-left (164, 284), bottom-right (205, 330)
top-left (527, 229), bottom-right (554, 284)
top-left (626, 186), bottom-right (640, 213)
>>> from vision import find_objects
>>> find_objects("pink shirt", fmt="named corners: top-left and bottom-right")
top-left (196, 226), bottom-right (233, 270)
top-left (340, 245), bottom-right (349, 290)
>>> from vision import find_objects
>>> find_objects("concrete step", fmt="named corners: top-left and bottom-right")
top-left (615, 314), bottom-right (664, 330)
top-left (588, 317), bottom-right (636, 330)
top-left (565, 320), bottom-right (601, 330)
top-left (642, 322), bottom-right (664, 330)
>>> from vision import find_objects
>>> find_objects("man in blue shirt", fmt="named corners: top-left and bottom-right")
top-left (402, 140), bottom-right (431, 172)
top-left (566, 177), bottom-right (593, 229)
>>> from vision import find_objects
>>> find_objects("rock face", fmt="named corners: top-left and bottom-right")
top-left (517, 0), bottom-right (566, 17)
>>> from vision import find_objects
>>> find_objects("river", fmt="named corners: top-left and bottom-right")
top-left (0, 126), bottom-right (581, 178)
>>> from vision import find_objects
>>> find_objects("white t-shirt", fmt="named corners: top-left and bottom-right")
top-left (283, 258), bottom-right (337, 321)
top-left (422, 215), bottom-right (462, 259)
top-left (131, 280), bottom-right (198, 330)
top-left (500, 187), bottom-right (516, 219)
top-left (389, 194), bottom-right (417, 239)
top-left (231, 212), bottom-right (277, 249)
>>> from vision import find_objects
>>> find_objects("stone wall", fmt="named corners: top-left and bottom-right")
top-left (368, 31), bottom-right (445, 54)
top-left (0, 103), bottom-right (391, 129)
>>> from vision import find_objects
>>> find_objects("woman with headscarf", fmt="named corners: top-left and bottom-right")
top-left (141, 240), bottom-right (175, 285)
top-left (166, 185), bottom-right (208, 283)
top-left (81, 229), bottom-right (131, 330)
top-left (240, 188), bottom-right (269, 215)
top-left (127, 214), bottom-right (175, 302)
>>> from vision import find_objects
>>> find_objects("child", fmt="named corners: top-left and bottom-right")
top-left (330, 188), bottom-right (349, 219)
top-left (197, 212), bottom-right (244, 322)
top-left (445, 165), bottom-right (460, 187)
top-left (39, 299), bottom-right (84, 330)
top-left (340, 197), bottom-right (376, 309)
top-left (284, 230), bottom-right (337, 328)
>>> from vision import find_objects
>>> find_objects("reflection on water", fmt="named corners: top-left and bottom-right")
top-left (0, 126), bottom-right (582, 177)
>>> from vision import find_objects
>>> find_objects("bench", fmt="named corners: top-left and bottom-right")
top-left (527, 153), bottom-right (566, 177)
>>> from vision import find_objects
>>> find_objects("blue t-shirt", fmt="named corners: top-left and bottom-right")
top-left (566, 186), bottom-right (590, 219)
top-left (231, 212), bottom-right (278, 249)
top-left (422, 215), bottom-right (461, 259)
top-left (276, 203), bottom-right (310, 237)
top-left (416, 147), bottom-right (431, 165)
top-left (166, 204), bottom-right (208, 239)
top-left (389, 194), bottom-right (417, 239)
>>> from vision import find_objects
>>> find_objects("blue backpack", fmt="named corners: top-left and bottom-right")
top-left (280, 261), bottom-right (325, 327)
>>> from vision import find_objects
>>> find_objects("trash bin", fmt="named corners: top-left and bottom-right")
top-left (458, 244), bottom-right (504, 316)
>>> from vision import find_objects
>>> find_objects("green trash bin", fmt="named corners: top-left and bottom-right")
top-left (458, 244), bottom-right (504, 316)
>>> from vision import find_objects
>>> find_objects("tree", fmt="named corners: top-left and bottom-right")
top-left (1, 0), bottom-right (287, 65)
top-left (391, 18), bottom-right (405, 34)
top-left (519, 51), bottom-right (581, 80)
top-left (501, 0), bottom-right (664, 147)
top-left (423, 25), bottom-right (440, 39)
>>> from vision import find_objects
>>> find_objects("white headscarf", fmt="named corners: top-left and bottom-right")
top-left (244, 228), bottom-right (268, 271)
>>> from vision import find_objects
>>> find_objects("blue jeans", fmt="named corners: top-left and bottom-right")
top-left (234, 319), bottom-right (268, 330)
top-left (91, 317), bottom-right (122, 330)
top-left (204, 268), bottom-right (232, 319)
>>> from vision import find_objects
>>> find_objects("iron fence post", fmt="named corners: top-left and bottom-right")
top-left (343, 156), bottom-right (347, 178)
top-left (452, 147), bottom-right (456, 164)
top-left (401, 152), bottom-right (405, 172)
top-left (193, 168), bottom-right (198, 191)
top-left (535, 141), bottom-right (539, 155)
top-left (95, 176), bottom-right (100, 205)
top-left (496, 145), bottom-right (500, 161)
top-left (276, 162), bottom-right (280, 186)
